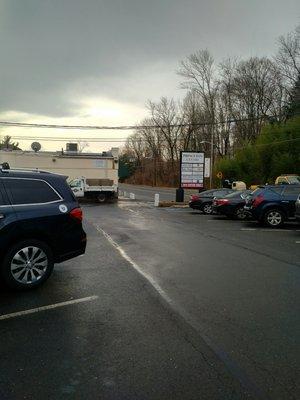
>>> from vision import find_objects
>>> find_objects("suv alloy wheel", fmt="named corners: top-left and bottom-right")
top-left (263, 209), bottom-right (284, 228)
top-left (1, 239), bottom-right (54, 290)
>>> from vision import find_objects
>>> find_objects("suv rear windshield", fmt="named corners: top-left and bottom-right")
top-left (3, 178), bottom-right (61, 205)
top-left (252, 186), bottom-right (283, 196)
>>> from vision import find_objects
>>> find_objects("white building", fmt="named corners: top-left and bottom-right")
top-left (0, 147), bottom-right (119, 184)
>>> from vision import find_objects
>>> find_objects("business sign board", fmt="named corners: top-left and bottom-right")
top-left (180, 151), bottom-right (205, 188)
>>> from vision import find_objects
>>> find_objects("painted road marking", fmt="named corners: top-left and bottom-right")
top-left (97, 226), bottom-right (267, 400)
top-left (96, 226), bottom-right (173, 304)
top-left (0, 295), bottom-right (98, 321)
top-left (261, 229), bottom-right (293, 232)
top-left (241, 228), bottom-right (299, 232)
top-left (296, 241), bottom-right (300, 244)
top-left (128, 208), bottom-right (138, 214)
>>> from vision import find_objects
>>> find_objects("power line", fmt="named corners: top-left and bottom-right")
top-left (7, 136), bottom-right (129, 142)
top-left (5, 136), bottom-right (300, 147)
top-left (0, 116), bottom-right (274, 131)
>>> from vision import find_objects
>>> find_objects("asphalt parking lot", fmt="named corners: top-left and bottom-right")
top-left (0, 198), bottom-right (299, 400)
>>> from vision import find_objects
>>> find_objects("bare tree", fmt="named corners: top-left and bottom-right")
top-left (178, 50), bottom-right (218, 122)
top-left (223, 57), bottom-right (284, 144)
top-left (275, 25), bottom-right (300, 87)
top-left (147, 98), bottom-right (184, 185)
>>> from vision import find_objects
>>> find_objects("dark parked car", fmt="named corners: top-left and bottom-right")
top-left (0, 165), bottom-right (87, 289)
top-left (212, 190), bottom-right (252, 220)
top-left (189, 188), bottom-right (234, 214)
top-left (295, 194), bottom-right (300, 223)
top-left (244, 185), bottom-right (300, 228)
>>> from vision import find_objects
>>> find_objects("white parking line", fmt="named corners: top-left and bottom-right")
top-left (0, 295), bottom-right (98, 321)
top-left (241, 228), bottom-right (298, 232)
top-left (96, 226), bottom-right (174, 304)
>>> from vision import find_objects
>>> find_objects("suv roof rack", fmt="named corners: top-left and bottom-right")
top-left (0, 163), bottom-right (50, 174)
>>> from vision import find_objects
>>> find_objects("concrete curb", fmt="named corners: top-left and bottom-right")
top-left (159, 201), bottom-right (189, 208)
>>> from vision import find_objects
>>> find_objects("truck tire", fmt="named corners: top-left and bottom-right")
top-left (97, 193), bottom-right (107, 203)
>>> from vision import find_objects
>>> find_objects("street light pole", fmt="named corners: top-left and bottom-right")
top-left (200, 134), bottom-right (214, 189)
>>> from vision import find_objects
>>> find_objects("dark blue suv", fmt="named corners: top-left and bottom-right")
top-left (245, 185), bottom-right (300, 228)
top-left (0, 164), bottom-right (86, 289)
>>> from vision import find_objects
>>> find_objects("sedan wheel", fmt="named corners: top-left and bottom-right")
top-left (264, 209), bottom-right (284, 228)
top-left (1, 240), bottom-right (54, 290)
top-left (235, 207), bottom-right (247, 220)
top-left (202, 203), bottom-right (213, 214)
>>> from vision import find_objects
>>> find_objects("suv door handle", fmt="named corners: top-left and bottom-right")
top-left (0, 213), bottom-right (5, 219)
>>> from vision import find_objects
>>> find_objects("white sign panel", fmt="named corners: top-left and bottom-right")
top-left (181, 151), bottom-right (205, 188)
top-left (182, 152), bottom-right (204, 164)
top-left (204, 157), bottom-right (210, 178)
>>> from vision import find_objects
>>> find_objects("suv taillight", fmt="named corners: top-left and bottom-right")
top-left (191, 194), bottom-right (200, 201)
top-left (252, 194), bottom-right (264, 208)
top-left (70, 207), bottom-right (83, 222)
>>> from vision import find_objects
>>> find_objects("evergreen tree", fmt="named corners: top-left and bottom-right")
top-left (0, 135), bottom-right (21, 151)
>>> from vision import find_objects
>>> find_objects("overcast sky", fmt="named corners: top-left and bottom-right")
top-left (0, 0), bottom-right (298, 151)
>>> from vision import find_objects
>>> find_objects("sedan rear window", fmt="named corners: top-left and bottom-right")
top-left (3, 178), bottom-right (61, 205)
top-left (199, 190), bottom-right (215, 196)
top-left (225, 191), bottom-right (249, 199)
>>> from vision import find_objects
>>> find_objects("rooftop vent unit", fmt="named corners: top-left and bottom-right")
top-left (66, 143), bottom-right (78, 153)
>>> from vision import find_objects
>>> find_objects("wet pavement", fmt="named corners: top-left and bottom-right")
top-left (0, 198), bottom-right (299, 400)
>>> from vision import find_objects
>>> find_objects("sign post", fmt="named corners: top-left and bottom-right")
top-left (176, 151), bottom-right (205, 202)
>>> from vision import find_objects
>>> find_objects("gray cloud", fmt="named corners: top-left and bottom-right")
top-left (0, 0), bottom-right (298, 118)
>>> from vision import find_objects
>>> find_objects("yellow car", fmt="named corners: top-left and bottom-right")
top-left (275, 175), bottom-right (300, 185)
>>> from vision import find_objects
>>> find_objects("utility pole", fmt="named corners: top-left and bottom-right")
top-left (200, 133), bottom-right (214, 189)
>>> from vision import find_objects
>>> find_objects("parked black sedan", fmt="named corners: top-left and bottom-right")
top-left (189, 188), bottom-right (234, 214)
top-left (212, 190), bottom-right (252, 220)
